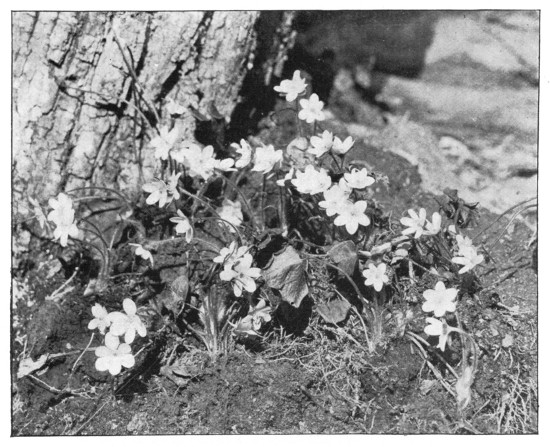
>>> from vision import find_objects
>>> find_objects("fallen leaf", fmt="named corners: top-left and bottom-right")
top-left (317, 298), bottom-right (351, 324)
top-left (420, 379), bottom-right (436, 395)
top-left (501, 333), bottom-right (514, 348)
top-left (263, 246), bottom-right (309, 307)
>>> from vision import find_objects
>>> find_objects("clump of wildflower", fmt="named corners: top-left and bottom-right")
top-left (150, 125), bottom-right (178, 160)
top-left (47, 193), bottom-right (79, 247)
top-left (332, 136), bottom-right (354, 155)
top-left (343, 168), bottom-right (375, 189)
top-left (219, 253), bottom-right (261, 297)
top-left (88, 303), bottom-right (111, 334)
top-left (333, 200), bottom-right (371, 235)
top-left (170, 210), bottom-right (193, 243)
top-left (129, 243), bottom-right (154, 266)
top-left (400, 208), bottom-right (427, 239)
top-left (252, 145), bottom-right (283, 174)
top-left (216, 198), bottom-right (243, 232)
top-left (94, 333), bottom-right (135, 376)
top-left (362, 263), bottom-right (389, 292)
top-left (298, 94), bottom-right (325, 123)
top-left (308, 130), bottom-right (333, 158)
top-left (422, 281), bottom-right (458, 317)
top-left (108, 298), bottom-right (147, 344)
top-left (291, 165), bottom-right (332, 195)
top-left (274, 70), bottom-right (307, 102)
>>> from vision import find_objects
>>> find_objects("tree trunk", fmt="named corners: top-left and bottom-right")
top-left (12, 11), bottom-right (295, 218)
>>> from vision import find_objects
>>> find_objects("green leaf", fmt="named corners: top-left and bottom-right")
top-left (263, 246), bottom-right (309, 308)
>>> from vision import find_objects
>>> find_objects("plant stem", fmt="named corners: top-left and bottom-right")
top-left (222, 176), bottom-right (258, 231)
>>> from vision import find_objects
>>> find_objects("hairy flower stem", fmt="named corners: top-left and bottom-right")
top-left (276, 173), bottom-right (288, 233)
top-left (295, 101), bottom-right (303, 138)
top-left (178, 187), bottom-right (221, 221)
top-left (260, 175), bottom-right (267, 230)
top-left (472, 196), bottom-right (536, 242)
top-left (197, 216), bottom-right (244, 244)
top-left (65, 186), bottom-right (131, 206)
top-left (222, 176), bottom-right (258, 231)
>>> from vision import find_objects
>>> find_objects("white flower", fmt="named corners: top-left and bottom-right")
top-left (94, 333), bottom-right (135, 376)
top-left (291, 165), bottom-right (332, 195)
top-left (142, 173), bottom-right (180, 208)
top-left (424, 317), bottom-right (456, 351)
top-left (333, 200), bottom-right (371, 235)
top-left (276, 168), bottom-right (295, 187)
top-left (455, 234), bottom-right (475, 256)
top-left (52, 220), bottom-right (79, 247)
top-left (425, 212), bottom-right (442, 235)
top-left (400, 208), bottom-right (427, 239)
top-left (47, 193), bottom-right (79, 247)
top-left (362, 263), bottom-right (389, 292)
top-left (422, 281), bottom-right (458, 317)
top-left (129, 243), bottom-right (154, 266)
top-left (452, 249), bottom-right (484, 274)
top-left (308, 130), bottom-right (333, 157)
top-left (231, 139), bottom-right (253, 168)
top-left (88, 304), bottom-right (111, 334)
top-left (318, 181), bottom-right (352, 217)
top-left (332, 136), bottom-right (354, 155)
top-left (287, 137), bottom-right (309, 151)
top-left (219, 253), bottom-right (261, 297)
top-left (47, 193), bottom-right (74, 225)
top-left (167, 171), bottom-right (181, 200)
top-left (213, 241), bottom-right (250, 268)
top-left (183, 144), bottom-right (217, 180)
top-left (150, 126), bottom-right (178, 160)
top-left (274, 70), bottom-right (307, 102)
top-left (252, 145), bottom-right (283, 174)
top-left (166, 98), bottom-right (185, 116)
top-left (170, 210), bottom-right (193, 243)
top-left (108, 298), bottom-right (147, 344)
top-left (232, 299), bottom-right (272, 336)
top-left (298, 93), bottom-right (325, 123)
top-left (216, 198), bottom-right (243, 232)
top-left (211, 157), bottom-right (236, 173)
top-left (142, 179), bottom-right (168, 207)
top-left (343, 168), bottom-right (375, 189)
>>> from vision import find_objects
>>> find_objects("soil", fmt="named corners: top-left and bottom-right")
top-left (12, 11), bottom-right (538, 435)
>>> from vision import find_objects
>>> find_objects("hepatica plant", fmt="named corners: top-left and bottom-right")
top-left (27, 68), bottom-right (490, 408)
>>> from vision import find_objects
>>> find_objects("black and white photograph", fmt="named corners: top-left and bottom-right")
top-left (9, 6), bottom-right (542, 436)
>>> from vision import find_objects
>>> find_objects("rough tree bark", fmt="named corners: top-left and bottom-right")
top-left (12, 11), bottom-right (295, 218)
